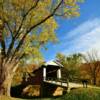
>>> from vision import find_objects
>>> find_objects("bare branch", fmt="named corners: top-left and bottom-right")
top-left (82, 50), bottom-right (100, 85)
top-left (5, 22), bottom-right (13, 38)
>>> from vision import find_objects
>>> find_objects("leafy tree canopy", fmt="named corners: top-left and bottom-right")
top-left (56, 53), bottom-right (82, 81)
top-left (0, 0), bottom-right (82, 63)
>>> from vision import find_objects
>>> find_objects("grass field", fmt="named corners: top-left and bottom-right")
top-left (1, 87), bottom-right (100, 100)
top-left (57, 87), bottom-right (100, 100)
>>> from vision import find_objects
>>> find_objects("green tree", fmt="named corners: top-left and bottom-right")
top-left (56, 53), bottom-right (82, 81)
top-left (0, 0), bottom-right (82, 96)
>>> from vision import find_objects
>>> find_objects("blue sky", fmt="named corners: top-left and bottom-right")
top-left (42, 0), bottom-right (100, 61)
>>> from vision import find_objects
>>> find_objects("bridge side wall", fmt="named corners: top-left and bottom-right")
top-left (41, 82), bottom-right (64, 97)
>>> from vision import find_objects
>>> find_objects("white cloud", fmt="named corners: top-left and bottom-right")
top-left (75, 26), bottom-right (100, 50)
top-left (62, 18), bottom-right (100, 54)
top-left (63, 18), bottom-right (100, 41)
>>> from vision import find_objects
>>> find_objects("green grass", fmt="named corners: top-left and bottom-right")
top-left (56, 87), bottom-right (100, 100)
top-left (1, 87), bottom-right (100, 100)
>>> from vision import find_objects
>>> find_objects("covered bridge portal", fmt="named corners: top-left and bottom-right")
top-left (43, 61), bottom-right (63, 81)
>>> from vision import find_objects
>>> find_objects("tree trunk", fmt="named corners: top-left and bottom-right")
top-left (0, 62), bottom-right (6, 96)
top-left (0, 72), bottom-right (12, 96)
top-left (0, 60), bottom-right (18, 96)
top-left (2, 75), bottom-right (13, 96)
top-left (93, 74), bottom-right (96, 85)
top-left (93, 78), bottom-right (96, 85)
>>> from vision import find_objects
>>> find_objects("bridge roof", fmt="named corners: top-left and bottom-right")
top-left (44, 61), bottom-right (63, 67)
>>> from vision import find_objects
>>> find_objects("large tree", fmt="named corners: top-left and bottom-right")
top-left (82, 50), bottom-right (100, 85)
top-left (0, 0), bottom-right (82, 96)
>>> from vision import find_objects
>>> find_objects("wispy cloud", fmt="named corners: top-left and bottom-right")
top-left (62, 18), bottom-right (100, 54)
top-left (63, 18), bottom-right (100, 41)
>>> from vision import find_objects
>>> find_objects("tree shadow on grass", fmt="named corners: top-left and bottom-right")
top-left (11, 84), bottom-right (65, 100)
